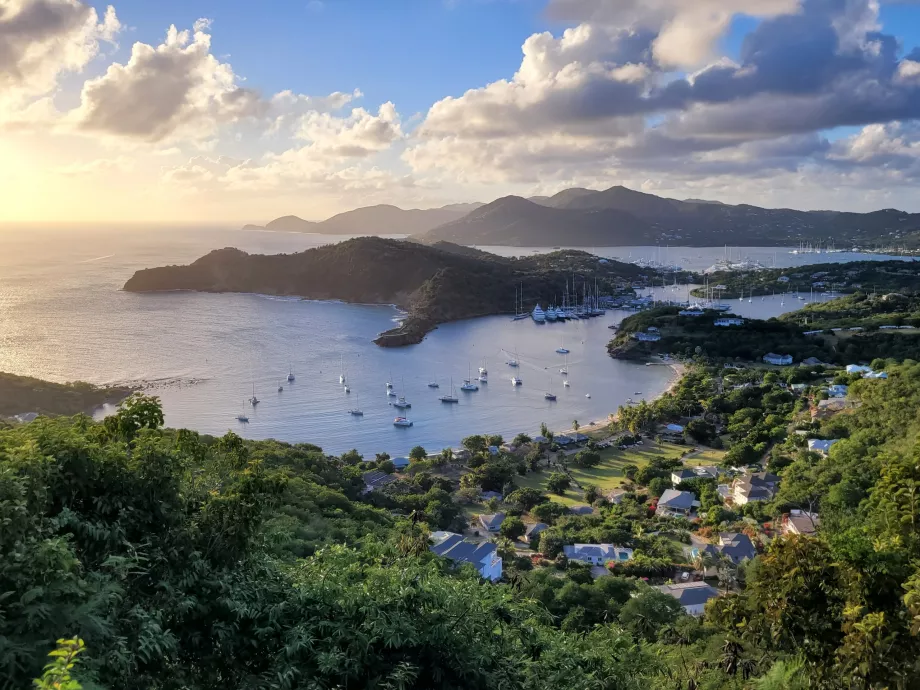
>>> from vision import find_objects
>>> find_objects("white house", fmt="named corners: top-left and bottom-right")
top-left (714, 317), bottom-right (744, 327)
top-left (846, 364), bottom-right (873, 375)
top-left (763, 353), bottom-right (793, 366)
top-left (634, 331), bottom-right (662, 342)
top-left (656, 489), bottom-right (699, 517)
top-left (826, 384), bottom-right (848, 398)
top-left (430, 531), bottom-right (502, 581)
top-left (563, 544), bottom-right (633, 566)
top-left (808, 438), bottom-right (839, 456)
top-left (732, 472), bottom-right (780, 505)
top-left (656, 582), bottom-right (720, 616)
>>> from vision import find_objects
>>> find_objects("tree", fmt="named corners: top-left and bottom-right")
top-left (583, 484), bottom-right (600, 504)
top-left (618, 589), bottom-right (682, 642)
top-left (462, 434), bottom-right (488, 455)
top-left (409, 445), bottom-right (428, 462)
top-left (375, 451), bottom-right (391, 464)
top-left (505, 488), bottom-right (547, 511)
top-left (500, 516), bottom-right (526, 540)
top-left (532, 501), bottom-right (569, 524)
top-left (572, 420), bottom-right (580, 432)
top-left (487, 434), bottom-right (504, 447)
top-left (378, 459), bottom-right (396, 474)
top-left (513, 433), bottom-right (532, 447)
top-left (540, 422), bottom-right (550, 438)
top-left (547, 473), bottom-right (571, 495)
top-left (341, 448), bottom-right (363, 465)
top-left (102, 393), bottom-right (164, 443)
top-left (623, 464), bottom-right (640, 481)
top-left (647, 477), bottom-right (672, 497)
top-left (572, 450), bottom-right (601, 468)
top-left (684, 418), bottom-right (716, 444)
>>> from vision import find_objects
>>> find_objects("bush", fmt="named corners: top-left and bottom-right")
top-left (547, 472), bottom-right (571, 495)
top-left (409, 445), bottom-right (427, 461)
top-left (500, 516), bottom-right (526, 540)
top-left (532, 501), bottom-right (569, 524)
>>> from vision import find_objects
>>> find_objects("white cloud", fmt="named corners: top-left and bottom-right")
top-left (295, 102), bottom-right (403, 156)
top-left (55, 155), bottom-right (133, 176)
top-left (0, 0), bottom-right (121, 118)
top-left (72, 23), bottom-right (263, 142)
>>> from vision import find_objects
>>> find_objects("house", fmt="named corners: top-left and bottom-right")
top-left (692, 466), bottom-right (720, 480)
top-left (656, 582), bottom-right (720, 616)
top-left (714, 317), bottom-right (745, 327)
top-left (571, 433), bottom-right (590, 444)
top-left (813, 398), bottom-right (855, 419)
top-left (525, 522), bottom-right (548, 540)
top-left (826, 384), bottom-right (848, 398)
top-left (763, 353), bottom-right (793, 366)
top-left (362, 470), bottom-right (398, 494)
top-left (570, 504), bottom-right (594, 515)
top-left (777, 276), bottom-right (791, 283)
top-left (665, 423), bottom-right (685, 433)
top-left (390, 457), bottom-right (411, 470)
top-left (430, 532), bottom-right (502, 581)
top-left (563, 544), bottom-right (633, 566)
top-left (717, 533), bottom-right (758, 564)
top-left (732, 472), bottom-right (780, 505)
top-left (634, 331), bottom-right (662, 342)
top-left (478, 512), bottom-right (506, 533)
top-left (846, 364), bottom-right (873, 375)
top-left (671, 469), bottom-right (697, 485)
top-left (656, 489), bottom-right (699, 517)
top-left (782, 509), bottom-right (820, 536)
top-left (807, 438), bottom-right (840, 456)
top-left (801, 357), bottom-right (827, 366)
top-left (803, 330), bottom-right (823, 336)
top-left (866, 371), bottom-right (889, 379)
top-left (554, 434), bottom-right (575, 446)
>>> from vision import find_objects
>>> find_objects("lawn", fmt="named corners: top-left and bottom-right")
top-left (514, 442), bottom-right (688, 506)
top-left (683, 447), bottom-right (727, 466)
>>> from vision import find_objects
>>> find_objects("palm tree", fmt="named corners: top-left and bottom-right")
top-left (692, 549), bottom-right (715, 575)
top-left (572, 420), bottom-right (580, 432)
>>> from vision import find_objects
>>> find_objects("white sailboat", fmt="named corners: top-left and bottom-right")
top-left (559, 353), bottom-right (568, 375)
top-left (440, 377), bottom-right (459, 403)
top-left (393, 416), bottom-right (413, 427)
top-left (249, 383), bottom-right (259, 406)
top-left (544, 376), bottom-right (556, 401)
top-left (349, 393), bottom-right (363, 416)
top-left (461, 363), bottom-right (479, 391)
top-left (287, 367), bottom-right (295, 382)
top-left (339, 355), bottom-right (346, 384)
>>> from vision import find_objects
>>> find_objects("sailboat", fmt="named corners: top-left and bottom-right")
top-left (249, 383), bottom-right (259, 406)
top-left (339, 355), bottom-right (346, 384)
top-left (478, 360), bottom-right (488, 383)
top-left (555, 338), bottom-right (569, 355)
top-left (512, 284), bottom-right (529, 320)
top-left (386, 371), bottom-right (393, 389)
top-left (349, 393), bottom-right (364, 416)
top-left (390, 377), bottom-right (411, 407)
top-left (287, 367), bottom-right (295, 382)
top-left (511, 375), bottom-right (522, 386)
top-left (427, 378), bottom-right (440, 388)
top-left (277, 381), bottom-right (284, 393)
top-left (237, 409), bottom-right (249, 422)
top-left (544, 376), bottom-right (557, 401)
top-left (440, 377), bottom-right (459, 403)
top-left (559, 353), bottom-right (568, 375)
top-left (461, 363), bottom-right (479, 391)
top-left (563, 380), bottom-right (570, 387)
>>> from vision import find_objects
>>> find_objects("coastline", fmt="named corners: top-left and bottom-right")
top-left (551, 357), bottom-right (687, 439)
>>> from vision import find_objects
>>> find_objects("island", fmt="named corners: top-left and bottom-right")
top-left (0, 371), bottom-right (132, 418)
top-left (122, 236), bottom-right (646, 346)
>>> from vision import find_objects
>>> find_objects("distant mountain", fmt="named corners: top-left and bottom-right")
top-left (246, 203), bottom-right (476, 236)
top-left (123, 237), bottom-right (643, 347)
top-left (419, 185), bottom-right (920, 247)
top-left (418, 195), bottom-right (653, 246)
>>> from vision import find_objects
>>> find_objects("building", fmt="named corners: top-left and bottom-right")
top-left (605, 488), bottom-right (628, 504)
top-left (478, 512), bottom-right (506, 533)
top-left (807, 438), bottom-right (840, 456)
top-left (430, 532), bottom-right (502, 581)
top-left (665, 423), bottom-right (685, 433)
top-left (846, 364), bottom-right (873, 375)
top-left (777, 276), bottom-right (791, 283)
top-left (671, 469), bottom-right (697, 485)
top-left (390, 457), bottom-right (411, 470)
top-left (692, 465), bottom-right (720, 480)
top-left (763, 352), bottom-right (793, 366)
top-left (634, 331), bottom-right (662, 342)
top-left (732, 472), bottom-right (780, 505)
top-left (563, 544), bottom-right (633, 566)
top-left (569, 505), bottom-right (594, 515)
top-left (656, 582), bottom-right (720, 616)
top-left (525, 522), bottom-right (548, 540)
top-left (679, 307), bottom-right (705, 316)
top-left (717, 532), bottom-right (758, 564)
top-left (362, 470), bottom-right (398, 494)
top-left (656, 489), bottom-right (699, 517)
top-left (714, 317), bottom-right (745, 327)
top-left (813, 398), bottom-right (855, 420)
top-left (826, 384), bottom-right (848, 398)
top-left (782, 510), bottom-right (820, 536)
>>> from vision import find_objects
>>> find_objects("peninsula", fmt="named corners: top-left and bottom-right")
top-left (0, 371), bottom-right (132, 418)
top-left (123, 237), bottom-right (645, 346)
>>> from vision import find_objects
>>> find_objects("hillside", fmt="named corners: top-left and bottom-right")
top-left (418, 196), bottom-right (654, 246)
top-left (418, 185), bottom-right (920, 247)
top-left (123, 237), bottom-right (644, 346)
top-left (246, 203), bottom-right (474, 235)
top-left (0, 371), bottom-right (131, 417)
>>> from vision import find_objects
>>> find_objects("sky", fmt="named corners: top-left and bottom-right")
top-left (4, 0), bottom-right (920, 223)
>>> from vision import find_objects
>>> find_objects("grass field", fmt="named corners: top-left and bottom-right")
top-left (514, 442), bottom-right (689, 506)
top-left (683, 447), bottom-right (727, 466)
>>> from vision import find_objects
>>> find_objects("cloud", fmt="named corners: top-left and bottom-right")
top-left (0, 0), bottom-right (121, 116)
top-left (295, 101), bottom-right (403, 156)
top-left (55, 155), bottom-right (133, 176)
top-left (72, 23), bottom-right (263, 142)
top-left (407, 0), bottom-right (920, 194)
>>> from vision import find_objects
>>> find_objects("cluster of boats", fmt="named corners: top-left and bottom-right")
top-left (529, 303), bottom-right (606, 323)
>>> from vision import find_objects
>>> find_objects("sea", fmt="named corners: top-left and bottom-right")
top-left (0, 225), bottom-right (911, 457)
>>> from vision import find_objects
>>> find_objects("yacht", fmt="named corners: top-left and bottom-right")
top-left (237, 412), bottom-right (249, 423)
top-left (507, 356), bottom-right (519, 367)
top-left (428, 381), bottom-right (440, 388)
top-left (348, 394), bottom-right (364, 416)
top-left (556, 346), bottom-right (570, 354)
top-left (249, 383), bottom-right (259, 406)
top-left (560, 352), bottom-right (568, 375)
top-left (440, 378), bottom-right (459, 403)
top-left (532, 304), bottom-right (546, 323)
top-left (544, 392), bottom-right (557, 401)
top-left (511, 376), bottom-right (522, 386)
top-left (339, 355), bottom-right (346, 384)
top-left (563, 380), bottom-right (570, 387)
top-left (460, 379), bottom-right (479, 391)
top-left (387, 389), bottom-right (397, 397)
top-left (585, 393), bottom-right (591, 398)
top-left (344, 385), bottom-right (350, 393)
top-left (393, 416), bottom-right (413, 427)
top-left (479, 363), bottom-right (488, 375)
top-left (277, 382), bottom-right (284, 392)
top-left (545, 306), bottom-right (557, 322)
top-left (478, 373), bottom-right (488, 383)
top-left (391, 396), bottom-right (411, 409)
top-left (287, 369), bottom-right (295, 382)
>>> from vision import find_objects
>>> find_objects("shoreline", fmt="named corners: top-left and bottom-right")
top-left (549, 358), bottom-right (687, 439)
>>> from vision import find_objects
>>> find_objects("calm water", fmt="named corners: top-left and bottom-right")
top-left (0, 226), bottom-right (910, 456)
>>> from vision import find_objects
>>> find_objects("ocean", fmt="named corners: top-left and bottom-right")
top-left (0, 225), bottom-right (909, 456)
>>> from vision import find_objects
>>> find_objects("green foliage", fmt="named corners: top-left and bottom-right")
top-left (505, 487), bottom-right (548, 512)
top-left (33, 638), bottom-right (85, 690)
top-left (409, 445), bottom-right (428, 461)
top-left (0, 372), bottom-right (131, 417)
top-left (547, 472), bottom-right (571, 495)
top-left (618, 588), bottom-right (682, 642)
top-left (571, 450), bottom-right (601, 468)
top-left (500, 516), bottom-right (526, 540)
